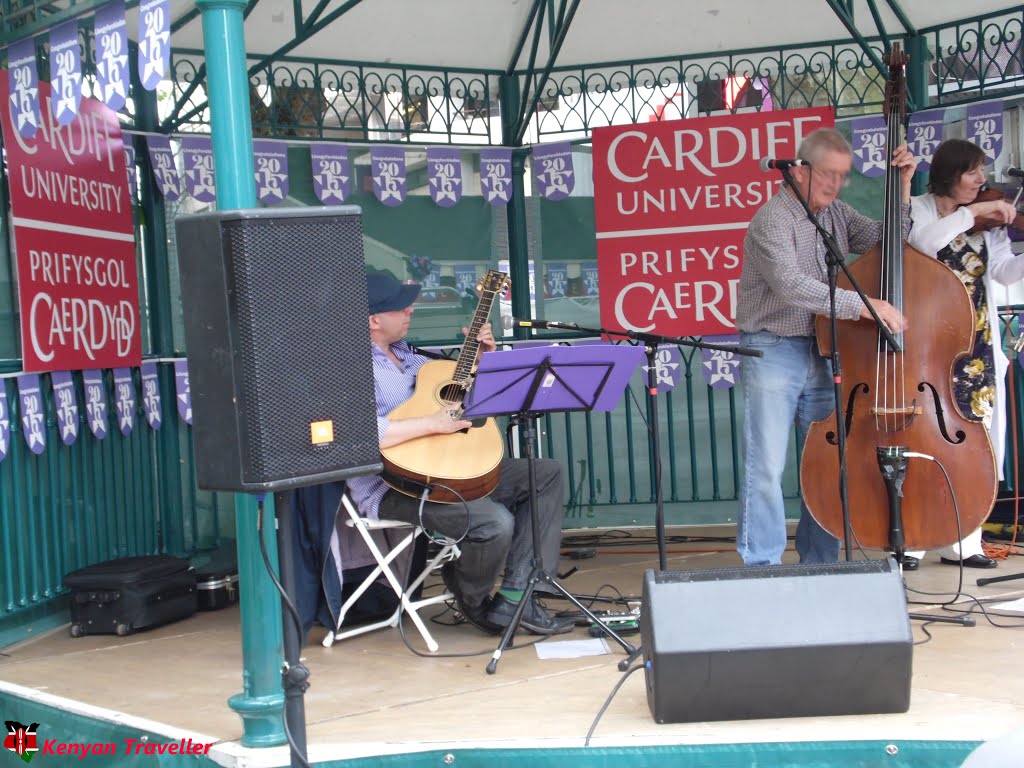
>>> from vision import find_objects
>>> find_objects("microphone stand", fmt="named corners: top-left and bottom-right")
top-left (529, 323), bottom-right (760, 671)
top-left (775, 166), bottom-right (901, 564)
top-left (520, 320), bottom-right (760, 569)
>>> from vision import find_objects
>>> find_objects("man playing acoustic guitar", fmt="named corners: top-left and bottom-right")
top-left (346, 271), bottom-right (573, 635)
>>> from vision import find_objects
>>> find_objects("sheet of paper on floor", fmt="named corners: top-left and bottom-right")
top-left (535, 637), bottom-right (611, 659)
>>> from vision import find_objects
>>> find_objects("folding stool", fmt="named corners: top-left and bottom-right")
top-left (321, 491), bottom-right (456, 652)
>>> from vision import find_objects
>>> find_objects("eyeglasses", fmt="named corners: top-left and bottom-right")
top-left (811, 168), bottom-right (851, 187)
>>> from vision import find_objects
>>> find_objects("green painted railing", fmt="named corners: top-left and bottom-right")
top-left (925, 8), bottom-right (1024, 105)
top-left (0, 364), bottom-right (234, 648)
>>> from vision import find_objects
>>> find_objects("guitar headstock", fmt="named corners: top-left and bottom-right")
top-left (477, 270), bottom-right (510, 297)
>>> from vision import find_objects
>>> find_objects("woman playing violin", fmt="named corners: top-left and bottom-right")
top-left (905, 137), bottom-right (1024, 569)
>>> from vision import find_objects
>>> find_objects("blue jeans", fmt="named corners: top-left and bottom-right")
top-left (738, 332), bottom-right (840, 565)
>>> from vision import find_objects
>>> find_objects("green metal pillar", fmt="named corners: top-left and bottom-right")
top-left (500, 74), bottom-right (531, 341)
top-left (194, 0), bottom-right (285, 747)
top-left (905, 33), bottom-right (929, 197)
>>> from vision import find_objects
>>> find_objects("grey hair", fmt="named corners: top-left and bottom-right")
top-left (797, 128), bottom-right (853, 165)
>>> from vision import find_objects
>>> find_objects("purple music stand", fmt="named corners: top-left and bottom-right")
top-left (462, 344), bottom-right (645, 674)
top-left (463, 343), bottom-right (645, 419)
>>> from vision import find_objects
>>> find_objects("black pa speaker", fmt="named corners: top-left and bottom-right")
top-left (640, 559), bottom-right (912, 723)
top-left (175, 206), bottom-right (381, 492)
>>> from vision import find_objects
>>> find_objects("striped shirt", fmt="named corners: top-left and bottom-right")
top-left (737, 188), bottom-right (912, 337)
top-left (346, 341), bottom-right (428, 519)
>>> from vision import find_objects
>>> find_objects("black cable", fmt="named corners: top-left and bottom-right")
top-left (585, 663), bottom-right (645, 747)
top-left (902, 453), bottom-right (966, 607)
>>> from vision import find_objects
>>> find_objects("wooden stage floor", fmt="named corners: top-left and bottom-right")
top-left (1, 526), bottom-right (1023, 766)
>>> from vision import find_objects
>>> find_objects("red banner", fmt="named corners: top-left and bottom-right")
top-left (592, 107), bottom-right (834, 336)
top-left (0, 75), bottom-right (139, 371)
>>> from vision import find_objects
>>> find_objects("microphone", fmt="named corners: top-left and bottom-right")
top-left (760, 157), bottom-right (810, 172)
top-left (1006, 167), bottom-right (1024, 180)
top-left (512, 318), bottom-right (580, 330)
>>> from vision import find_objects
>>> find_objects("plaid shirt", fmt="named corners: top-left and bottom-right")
top-left (737, 189), bottom-right (912, 337)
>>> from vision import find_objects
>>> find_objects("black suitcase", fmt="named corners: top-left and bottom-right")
top-left (193, 546), bottom-right (239, 611)
top-left (63, 555), bottom-right (197, 637)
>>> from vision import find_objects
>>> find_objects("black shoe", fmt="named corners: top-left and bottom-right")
top-left (441, 564), bottom-right (502, 634)
top-left (900, 556), bottom-right (919, 571)
top-left (940, 554), bottom-right (997, 569)
top-left (486, 594), bottom-right (575, 636)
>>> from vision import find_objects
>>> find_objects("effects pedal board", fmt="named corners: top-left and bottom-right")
top-left (587, 609), bottom-right (641, 638)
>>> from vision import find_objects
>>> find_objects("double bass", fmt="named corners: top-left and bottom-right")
top-left (800, 44), bottom-right (997, 553)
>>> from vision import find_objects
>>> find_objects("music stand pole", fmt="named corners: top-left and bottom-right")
top-left (463, 347), bottom-right (644, 674)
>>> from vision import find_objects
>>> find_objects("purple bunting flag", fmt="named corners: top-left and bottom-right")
top-left (967, 101), bottom-right (1004, 164)
top-left (906, 109), bottom-right (945, 173)
top-left (17, 374), bottom-right (46, 455)
top-left (701, 335), bottom-right (742, 390)
top-left (51, 371), bottom-right (79, 446)
top-left (454, 264), bottom-right (477, 296)
top-left (174, 360), bottom-right (191, 424)
top-left (545, 262), bottom-right (568, 298)
top-left (370, 146), bottom-right (407, 206)
top-left (82, 370), bottom-right (108, 439)
top-left (639, 346), bottom-right (681, 394)
top-left (850, 116), bottom-right (888, 178)
top-left (147, 134), bottom-right (180, 200)
top-left (137, 0), bottom-right (170, 91)
top-left (7, 38), bottom-right (41, 139)
top-left (533, 143), bottom-right (575, 200)
top-left (94, 0), bottom-right (129, 112)
top-left (0, 385), bottom-right (8, 462)
top-left (123, 135), bottom-right (138, 201)
top-left (49, 21), bottom-right (83, 125)
top-left (253, 140), bottom-right (289, 204)
top-left (427, 147), bottom-right (463, 207)
top-left (310, 143), bottom-right (350, 204)
top-left (113, 368), bottom-right (135, 435)
top-left (480, 147), bottom-right (513, 206)
top-left (181, 136), bottom-right (216, 203)
top-left (582, 262), bottom-right (600, 297)
top-left (141, 361), bottom-right (162, 429)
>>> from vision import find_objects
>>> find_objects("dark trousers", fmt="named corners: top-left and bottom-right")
top-left (379, 457), bottom-right (563, 608)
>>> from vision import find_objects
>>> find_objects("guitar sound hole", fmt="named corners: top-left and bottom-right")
top-left (439, 384), bottom-right (466, 404)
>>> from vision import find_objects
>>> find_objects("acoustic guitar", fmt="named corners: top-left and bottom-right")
top-left (381, 270), bottom-right (509, 503)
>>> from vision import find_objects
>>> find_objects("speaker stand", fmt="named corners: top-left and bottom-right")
top-left (259, 493), bottom-right (311, 768)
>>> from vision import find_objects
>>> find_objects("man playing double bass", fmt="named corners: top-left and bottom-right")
top-left (735, 127), bottom-right (917, 566)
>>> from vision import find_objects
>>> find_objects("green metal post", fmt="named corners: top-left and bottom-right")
top-left (905, 33), bottom-right (929, 197)
top-left (194, 0), bottom-right (285, 747)
top-left (500, 74), bottom-right (531, 341)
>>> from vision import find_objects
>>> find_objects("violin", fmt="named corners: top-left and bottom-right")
top-left (967, 183), bottom-right (1024, 233)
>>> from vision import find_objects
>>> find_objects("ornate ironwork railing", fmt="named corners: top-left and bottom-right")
top-left (164, 40), bottom-right (897, 140)
top-left (166, 51), bottom-right (501, 142)
top-left (926, 7), bottom-right (1024, 105)
top-left (523, 40), bottom-right (890, 140)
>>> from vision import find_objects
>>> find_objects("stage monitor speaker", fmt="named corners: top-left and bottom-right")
top-left (640, 558), bottom-right (912, 723)
top-left (175, 206), bottom-right (381, 493)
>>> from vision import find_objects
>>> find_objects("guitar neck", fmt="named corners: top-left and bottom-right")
top-left (452, 273), bottom-right (504, 381)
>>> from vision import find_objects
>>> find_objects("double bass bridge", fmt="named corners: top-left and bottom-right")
top-left (869, 402), bottom-right (922, 433)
